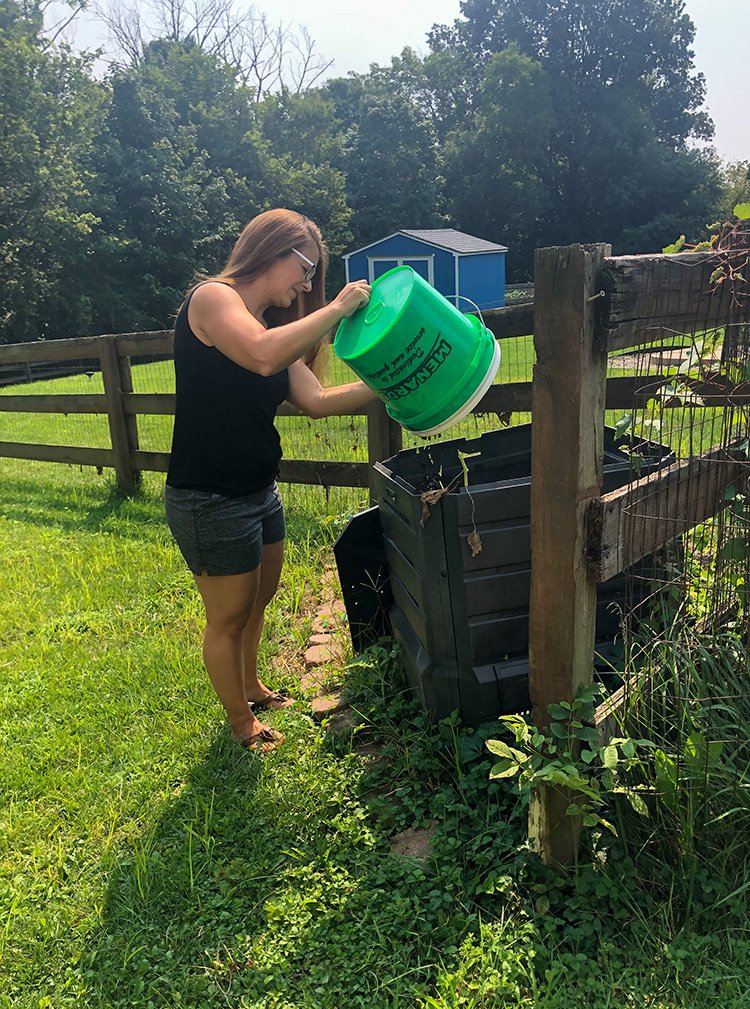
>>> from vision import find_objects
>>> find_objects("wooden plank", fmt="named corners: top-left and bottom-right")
top-left (527, 242), bottom-right (611, 868)
top-left (125, 393), bottom-right (175, 416)
top-left (118, 354), bottom-right (140, 471)
top-left (599, 251), bottom-right (744, 352)
top-left (123, 395), bottom-right (369, 417)
top-left (482, 303), bottom-right (534, 340)
top-left (594, 676), bottom-right (637, 745)
top-left (477, 375), bottom-right (750, 416)
top-left (604, 373), bottom-right (750, 410)
top-left (0, 361), bottom-right (101, 388)
top-left (588, 445), bottom-right (748, 583)
top-left (0, 336), bottom-right (105, 365)
top-left (131, 450), bottom-right (170, 472)
top-left (277, 401), bottom-right (367, 417)
top-left (115, 331), bottom-right (173, 356)
top-left (278, 459), bottom-right (370, 488)
top-left (2, 376), bottom-right (740, 421)
top-left (472, 381), bottom-right (533, 415)
top-left (99, 337), bottom-right (138, 493)
top-left (0, 441), bottom-right (114, 467)
top-left (0, 331), bottom-right (174, 366)
top-left (0, 394), bottom-right (108, 413)
top-left (128, 453), bottom-right (370, 487)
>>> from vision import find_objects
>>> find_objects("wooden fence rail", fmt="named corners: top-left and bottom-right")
top-left (0, 306), bottom-right (532, 495)
top-left (1, 272), bottom-right (747, 500)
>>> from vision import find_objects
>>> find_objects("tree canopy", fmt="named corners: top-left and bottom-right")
top-left (0, 0), bottom-right (739, 342)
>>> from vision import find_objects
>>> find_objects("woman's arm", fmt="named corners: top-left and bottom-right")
top-left (188, 281), bottom-right (370, 377)
top-left (286, 359), bottom-right (379, 419)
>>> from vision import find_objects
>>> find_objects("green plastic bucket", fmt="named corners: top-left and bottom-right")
top-left (333, 266), bottom-right (501, 437)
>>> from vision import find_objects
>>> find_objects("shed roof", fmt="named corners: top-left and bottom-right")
top-left (400, 229), bottom-right (508, 254)
top-left (344, 229), bottom-right (508, 258)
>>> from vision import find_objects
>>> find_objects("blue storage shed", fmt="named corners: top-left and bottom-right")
top-left (344, 229), bottom-right (508, 311)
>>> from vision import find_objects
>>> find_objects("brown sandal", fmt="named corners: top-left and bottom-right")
top-left (237, 727), bottom-right (285, 753)
top-left (248, 689), bottom-right (296, 712)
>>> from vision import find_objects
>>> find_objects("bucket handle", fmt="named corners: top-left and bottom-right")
top-left (451, 294), bottom-right (487, 331)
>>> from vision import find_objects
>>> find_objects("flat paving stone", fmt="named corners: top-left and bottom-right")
top-left (325, 708), bottom-right (361, 735)
top-left (310, 693), bottom-right (347, 719)
top-left (303, 642), bottom-right (344, 667)
top-left (353, 739), bottom-right (382, 759)
top-left (300, 669), bottom-right (326, 693)
top-left (312, 602), bottom-right (346, 634)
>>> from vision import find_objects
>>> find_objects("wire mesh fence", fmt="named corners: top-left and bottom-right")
top-left (0, 355), bottom-right (109, 449)
top-left (592, 247), bottom-right (750, 863)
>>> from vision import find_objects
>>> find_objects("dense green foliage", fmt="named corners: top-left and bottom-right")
top-left (0, 0), bottom-right (744, 342)
top-left (0, 0), bottom-right (106, 342)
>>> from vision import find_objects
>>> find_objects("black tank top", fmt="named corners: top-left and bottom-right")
top-left (166, 292), bottom-right (290, 496)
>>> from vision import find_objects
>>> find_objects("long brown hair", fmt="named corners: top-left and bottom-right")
top-left (190, 208), bottom-right (330, 376)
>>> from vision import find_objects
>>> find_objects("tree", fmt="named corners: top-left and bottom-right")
top-left (90, 37), bottom-right (353, 330)
top-left (429, 0), bottom-right (719, 257)
top-left (0, 0), bottom-right (107, 342)
top-left (716, 161), bottom-right (750, 222)
top-left (89, 38), bottom-right (257, 331)
top-left (257, 87), bottom-right (352, 289)
top-left (341, 90), bottom-right (442, 248)
top-left (322, 64), bottom-right (444, 254)
top-left (430, 0), bottom-right (711, 145)
top-left (95, 0), bottom-right (333, 99)
top-left (442, 45), bottom-right (553, 277)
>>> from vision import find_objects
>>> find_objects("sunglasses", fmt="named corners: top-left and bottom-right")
top-left (291, 248), bottom-right (318, 283)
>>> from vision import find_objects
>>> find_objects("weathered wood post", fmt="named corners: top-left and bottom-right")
top-left (367, 399), bottom-right (402, 503)
top-left (528, 243), bottom-right (611, 866)
top-left (115, 337), bottom-right (140, 478)
top-left (99, 336), bottom-right (140, 493)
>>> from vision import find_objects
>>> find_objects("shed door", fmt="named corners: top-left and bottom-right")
top-left (368, 256), bottom-right (434, 285)
top-left (403, 259), bottom-right (430, 281)
top-left (370, 258), bottom-right (398, 281)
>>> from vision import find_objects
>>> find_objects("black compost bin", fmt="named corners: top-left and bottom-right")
top-left (335, 424), bottom-right (672, 725)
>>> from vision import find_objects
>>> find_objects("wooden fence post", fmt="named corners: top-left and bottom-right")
top-left (367, 399), bottom-right (402, 502)
top-left (115, 338), bottom-right (140, 471)
top-left (527, 243), bottom-right (611, 867)
top-left (99, 336), bottom-right (139, 493)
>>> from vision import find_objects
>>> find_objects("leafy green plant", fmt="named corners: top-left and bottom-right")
top-left (663, 204), bottom-right (749, 297)
top-left (487, 683), bottom-right (654, 834)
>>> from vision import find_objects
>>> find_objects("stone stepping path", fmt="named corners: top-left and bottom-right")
top-left (300, 569), bottom-right (357, 734)
top-left (296, 566), bottom-right (431, 855)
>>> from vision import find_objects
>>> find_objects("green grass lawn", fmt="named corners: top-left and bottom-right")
top-left (2, 460), bottom-right (750, 1008)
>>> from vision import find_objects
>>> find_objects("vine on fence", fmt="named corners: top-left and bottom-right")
top-left (663, 203), bottom-right (750, 306)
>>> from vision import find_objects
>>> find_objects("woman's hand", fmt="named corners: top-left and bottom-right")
top-left (331, 280), bottom-right (372, 319)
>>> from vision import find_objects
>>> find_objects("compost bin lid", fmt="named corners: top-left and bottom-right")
top-left (334, 265), bottom-right (415, 360)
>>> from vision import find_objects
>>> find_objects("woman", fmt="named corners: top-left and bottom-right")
top-left (165, 209), bottom-right (376, 753)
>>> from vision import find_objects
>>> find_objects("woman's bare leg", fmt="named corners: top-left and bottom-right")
top-left (243, 540), bottom-right (286, 704)
top-left (193, 568), bottom-right (279, 746)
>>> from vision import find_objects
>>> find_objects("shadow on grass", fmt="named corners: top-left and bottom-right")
top-left (0, 467), bottom-right (168, 540)
top-left (76, 668), bottom-right (526, 1009)
top-left (80, 727), bottom-right (273, 1007)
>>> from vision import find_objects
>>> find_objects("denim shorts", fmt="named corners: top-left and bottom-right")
top-left (164, 482), bottom-right (285, 576)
